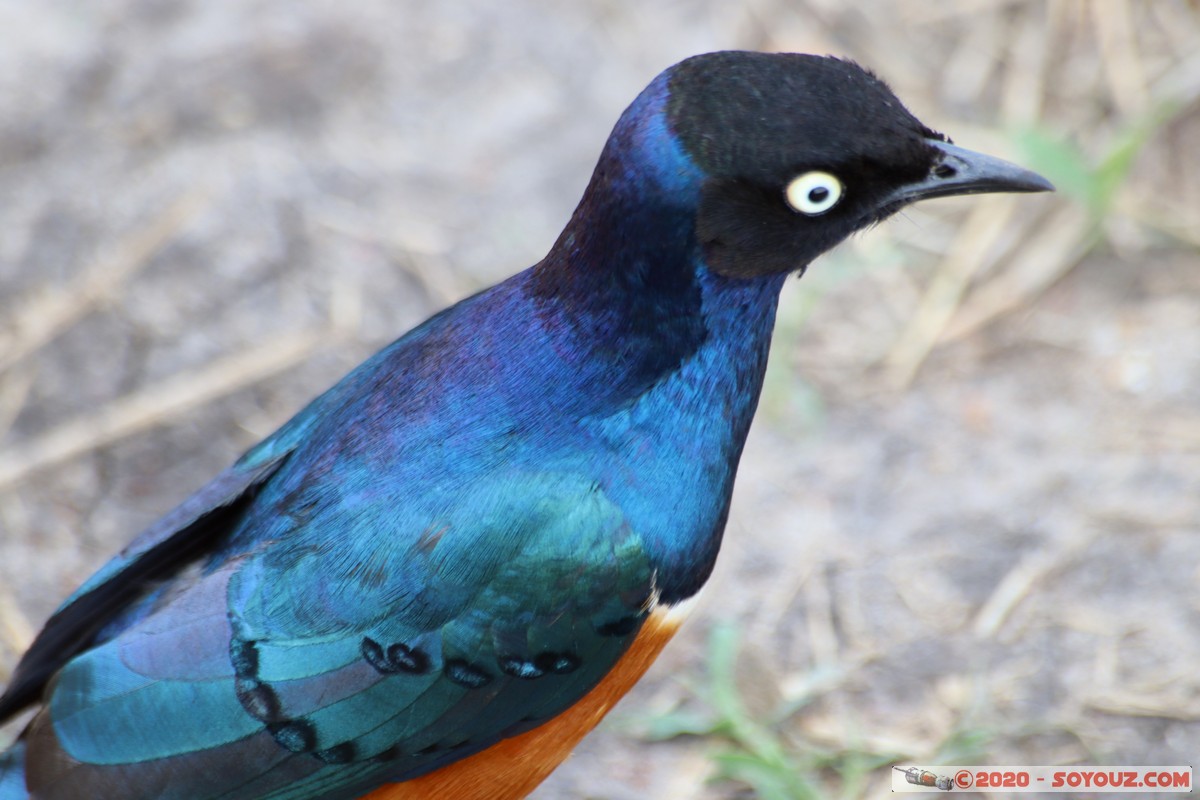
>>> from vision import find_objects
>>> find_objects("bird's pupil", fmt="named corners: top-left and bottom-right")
top-left (808, 186), bottom-right (829, 202)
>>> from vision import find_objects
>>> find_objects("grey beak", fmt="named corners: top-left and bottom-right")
top-left (884, 140), bottom-right (1055, 207)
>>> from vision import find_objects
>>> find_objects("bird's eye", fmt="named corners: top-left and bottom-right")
top-left (785, 171), bottom-right (844, 216)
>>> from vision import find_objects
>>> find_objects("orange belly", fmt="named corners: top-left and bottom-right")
top-left (357, 605), bottom-right (685, 800)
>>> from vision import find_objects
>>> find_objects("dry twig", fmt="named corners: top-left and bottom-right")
top-left (0, 329), bottom-right (329, 492)
top-left (0, 192), bottom-right (208, 376)
top-left (884, 196), bottom-right (1018, 388)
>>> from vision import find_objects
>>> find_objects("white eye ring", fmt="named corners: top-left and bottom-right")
top-left (785, 171), bottom-right (843, 215)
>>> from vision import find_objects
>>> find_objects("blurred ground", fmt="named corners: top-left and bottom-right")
top-left (2, 1), bottom-right (1199, 797)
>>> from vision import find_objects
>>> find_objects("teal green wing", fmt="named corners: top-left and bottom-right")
top-left (30, 469), bottom-right (654, 800)
top-left (0, 364), bottom-right (335, 723)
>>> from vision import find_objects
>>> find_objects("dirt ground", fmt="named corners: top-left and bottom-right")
top-left (1, 1), bottom-right (1198, 798)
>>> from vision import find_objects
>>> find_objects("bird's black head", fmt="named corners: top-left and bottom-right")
top-left (661, 51), bottom-right (1052, 277)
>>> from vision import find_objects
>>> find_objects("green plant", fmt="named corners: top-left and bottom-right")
top-left (630, 623), bottom-right (901, 800)
top-left (1015, 101), bottom-right (1179, 224)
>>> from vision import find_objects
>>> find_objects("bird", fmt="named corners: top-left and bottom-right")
top-left (0, 51), bottom-right (1051, 800)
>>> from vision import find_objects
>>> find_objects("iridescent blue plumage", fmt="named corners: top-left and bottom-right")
top-left (0, 52), bottom-right (1051, 800)
top-left (2, 66), bottom-right (775, 800)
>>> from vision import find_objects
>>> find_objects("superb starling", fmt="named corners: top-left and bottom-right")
top-left (0, 51), bottom-right (1051, 800)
